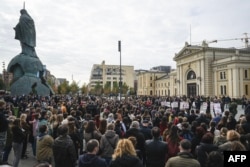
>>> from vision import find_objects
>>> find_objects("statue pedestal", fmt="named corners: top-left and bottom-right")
top-left (7, 53), bottom-right (52, 96)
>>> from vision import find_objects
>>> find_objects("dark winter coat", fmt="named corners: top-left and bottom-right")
top-left (12, 126), bottom-right (25, 144)
top-left (109, 154), bottom-right (143, 167)
top-left (125, 128), bottom-right (145, 154)
top-left (196, 143), bottom-right (218, 167)
top-left (53, 135), bottom-right (77, 167)
top-left (0, 110), bottom-right (8, 132)
top-left (145, 138), bottom-right (168, 167)
top-left (78, 153), bottom-right (107, 167)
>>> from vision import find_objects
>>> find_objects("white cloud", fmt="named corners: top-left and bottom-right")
top-left (0, 0), bottom-right (250, 86)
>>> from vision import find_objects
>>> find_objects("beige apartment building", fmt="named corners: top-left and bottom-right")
top-left (137, 70), bottom-right (168, 96)
top-left (139, 42), bottom-right (250, 98)
top-left (89, 61), bottom-right (135, 91)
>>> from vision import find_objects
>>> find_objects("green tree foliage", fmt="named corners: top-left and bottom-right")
top-left (69, 81), bottom-right (79, 94)
top-left (121, 82), bottom-right (129, 94)
top-left (103, 81), bottom-right (111, 95)
top-left (80, 83), bottom-right (88, 95)
top-left (112, 81), bottom-right (119, 94)
top-left (94, 81), bottom-right (102, 95)
top-left (57, 80), bottom-right (70, 94)
top-left (47, 78), bottom-right (57, 93)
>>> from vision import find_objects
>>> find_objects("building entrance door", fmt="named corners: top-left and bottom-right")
top-left (187, 83), bottom-right (197, 97)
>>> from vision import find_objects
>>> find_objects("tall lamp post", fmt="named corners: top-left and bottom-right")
top-left (118, 41), bottom-right (122, 101)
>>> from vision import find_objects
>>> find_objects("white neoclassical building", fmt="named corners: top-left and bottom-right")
top-left (139, 42), bottom-right (250, 98)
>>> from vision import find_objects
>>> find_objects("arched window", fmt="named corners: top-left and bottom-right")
top-left (187, 70), bottom-right (196, 80)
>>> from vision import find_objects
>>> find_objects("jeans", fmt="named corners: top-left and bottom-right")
top-left (3, 145), bottom-right (12, 162)
top-left (12, 142), bottom-right (23, 167)
top-left (0, 132), bottom-right (6, 164)
top-left (32, 137), bottom-right (37, 156)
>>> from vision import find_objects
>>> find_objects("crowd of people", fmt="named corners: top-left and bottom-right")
top-left (0, 94), bottom-right (250, 167)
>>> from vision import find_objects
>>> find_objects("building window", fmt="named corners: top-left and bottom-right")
top-left (246, 85), bottom-right (248, 95)
top-left (220, 85), bottom-right (223, 95)
top-left (245, 70), bottom-right (248, 79)
top-left (187, 70), bottom-right (196, 80)
top-left (224, 85), bottom-right (226, 95)
top-left (150, 83), bottom-right (152, 87)
top-left (220, 71), bottom-right (226, 79)
top-left (150, 76), bottom-right (152, 80)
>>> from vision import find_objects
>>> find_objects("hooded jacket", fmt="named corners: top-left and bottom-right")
top-left (100, 130), bottom-right (119, 157)
top-left (53, 135), bottom-right (77, 167)
top-left (78, 153), bottom-right (107, 167)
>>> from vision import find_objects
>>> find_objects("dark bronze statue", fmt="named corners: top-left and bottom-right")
top-left (7, 8), bottom-right (53, 96)
top-left (14, 9), bottom-right (37, 57)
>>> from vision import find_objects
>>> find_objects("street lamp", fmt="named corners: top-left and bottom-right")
top-left (118, 41), bottom-right (122, 101)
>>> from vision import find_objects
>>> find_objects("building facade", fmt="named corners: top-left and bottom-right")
top-left (137, 70), bottom-right (168, 96)
top-left (89, 61), bottom-right (135, 92)
top-left (138, 42), bottom-right (250, 98)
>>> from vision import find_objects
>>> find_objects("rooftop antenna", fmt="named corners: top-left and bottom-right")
top-left (23, 1), bottom-right (25, 9)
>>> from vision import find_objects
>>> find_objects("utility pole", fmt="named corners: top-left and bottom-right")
top-left (118, 41), bottom-right (122, 101)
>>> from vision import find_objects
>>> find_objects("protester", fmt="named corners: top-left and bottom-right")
top-left (205, 151), bottom-right (223, 167)
top-left (165, 139), bottom-right (200, 167)
top-left (36, 125), bottom-right (54, 165)
top-left (2, 116), bottom-right (15, 165)
top-left (165, 125), bottom-right (182, 161)
top-left (53, 124), bottom-right (77, 167)
top-left (109, 139), bottom-right (143, 167)
top-left (196, 133), bottom-right (218, 167)
top-left (145, 127), bottom-right (168, 167)
top-left (125, 120), bottom-right (145, 164)
top-left (78, 139), bottom-right (107, 167)
top-left (84, 120), bottom-right (102, 144)
top-left (12, 118), bottom-right (26, 167)
top-left (0, 100), bottom-right (8, 165)
top-left (100, 123), bottom-right (119, 165)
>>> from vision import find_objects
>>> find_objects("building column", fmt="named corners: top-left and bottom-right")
top-left (232, 67), bottom-right (239, 98)
top-left (179, 65), bottom-right (183, 96)
top-left (240, 68), bottom-right (244, 96)
top-left (213, 68), bottom-right (217, 96)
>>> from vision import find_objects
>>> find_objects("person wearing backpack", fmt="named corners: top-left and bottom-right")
top-left (99, 123), bottom-right (119, 165)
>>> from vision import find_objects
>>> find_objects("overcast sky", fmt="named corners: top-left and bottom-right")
top-left (1, 0), bottom-right (249, 86)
